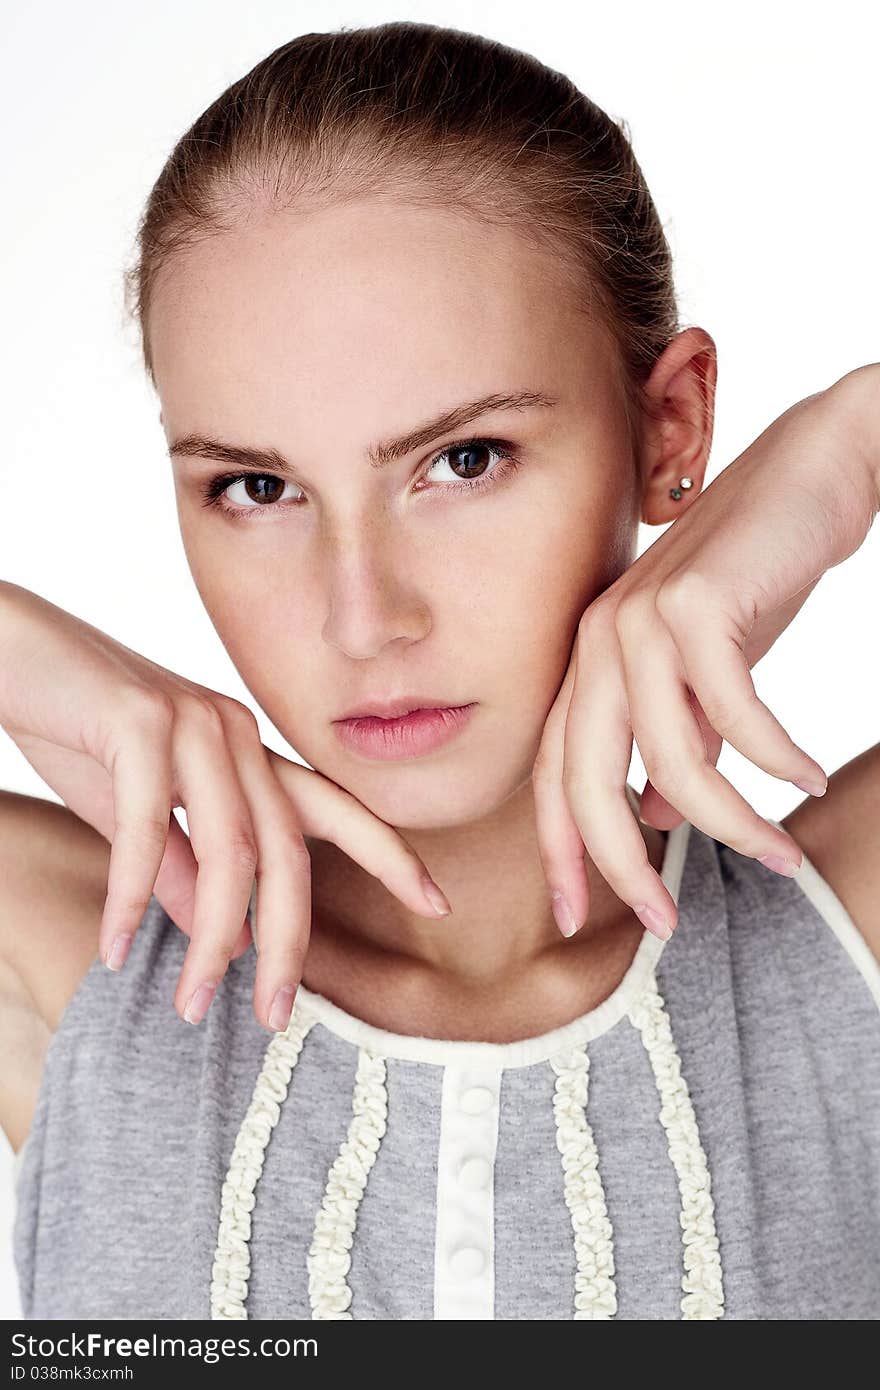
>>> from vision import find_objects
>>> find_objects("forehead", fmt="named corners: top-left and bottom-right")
top-left (150, 199), bottom-right (612, 436)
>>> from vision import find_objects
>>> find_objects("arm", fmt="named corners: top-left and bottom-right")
top-left (0, 790), bottom-right (110, 1033)
top-left (783, 742), bottom-right (880, 966)
top-left (781, 365), bottom-right (880, 964)
top-left (0, 954), bottom-right (52, 1152)
top-left (0, 791), bottom-right (110, 1150)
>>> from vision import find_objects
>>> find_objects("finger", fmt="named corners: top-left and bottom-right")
top-left (561, 616), bottom-right (678, 938)
top-left (150, 810), bottom-right (199, 935)
top-left (99, 701), bottom-right (174, 969)
top-left (658, 581), bottom-right (828, 796)
top-left (638, 690), bottom-right (722, 830)
top-left (153, 810), bottom-right (252, 961)
top-left (266, 750), bottom-right (452, 919)
top-left (217, 704), bottom-right (314, 1032)
top-left (171, 700), bottom-right (261, 1025)
top-left (616, 600), bottom-right (806, 869)
top-left (531, 646), bottom-right (591, 936)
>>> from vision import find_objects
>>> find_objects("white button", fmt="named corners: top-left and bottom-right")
top-left (459, 1086), bottom-right (494, 1114)
top-left (448, 1245), bottom-right (486, 1278)
top-left (457, 1156), bottom-right (492, 1191)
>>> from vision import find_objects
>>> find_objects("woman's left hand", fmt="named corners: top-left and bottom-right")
top-left (533, 364), bottom-right (880, 941)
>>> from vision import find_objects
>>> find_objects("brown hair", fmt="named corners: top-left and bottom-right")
top-left (123, 20), bottom-right (680, 440)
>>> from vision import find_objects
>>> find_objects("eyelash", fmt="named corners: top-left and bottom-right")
top-left (197, 436), bottom-right (522, 519)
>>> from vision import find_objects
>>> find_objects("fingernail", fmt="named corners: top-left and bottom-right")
top-left (758, 853), bottom-right (801, 877)
top-left (633, 903), bottom-right (673, 940)
top-left (422, 875), bottom-right (452, 917)
top-left (792, 776), bottom-right (827, 797)
top-left (183, 980), bottom-right (218, 1025)
top-left (551, 890), bottom-right (580, 938)
top-left (268, 985), bottom-right (296, 1032)
top-left (105, 933), bottom-right (133, 971)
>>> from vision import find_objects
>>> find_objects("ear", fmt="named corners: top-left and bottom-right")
top-left (636, 327), bottom-right (718, 526)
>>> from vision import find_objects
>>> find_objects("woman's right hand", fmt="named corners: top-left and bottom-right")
top-left (0, 582), bottom-right (451, 1032)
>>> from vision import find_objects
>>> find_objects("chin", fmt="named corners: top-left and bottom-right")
top-left (315, 749), bottom-right (526, 832)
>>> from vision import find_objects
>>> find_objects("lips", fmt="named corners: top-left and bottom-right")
top-left (332, 702), bottom-right (477, 760)
top-left (335, 696), bottom-right (467, 721)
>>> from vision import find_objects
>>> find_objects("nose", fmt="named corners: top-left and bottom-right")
top-left (320, 529), bottom-right (432, 659)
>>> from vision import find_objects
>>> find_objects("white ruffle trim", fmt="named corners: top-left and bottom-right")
top-left (307, 1047), bottom-right (388, 1319)
top-left (628, 978), bottom-right (725, 1320)
top-left (210, 1005), bottom-right (317, 1319)
top-left (550, 1045), bottom-right (617, 1319)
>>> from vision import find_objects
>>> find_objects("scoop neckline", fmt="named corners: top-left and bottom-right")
top-left (294, 788), bottom-right (693, 1069)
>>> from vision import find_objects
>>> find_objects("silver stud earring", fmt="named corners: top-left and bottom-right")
top-left (669, 476), bottom-right (693, 501)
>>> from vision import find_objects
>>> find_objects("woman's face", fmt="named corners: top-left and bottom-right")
top-left (150, 198), bottom-right (642, 830)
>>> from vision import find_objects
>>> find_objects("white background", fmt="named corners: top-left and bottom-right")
top-left (2, 0), bottom-right (878, 1319)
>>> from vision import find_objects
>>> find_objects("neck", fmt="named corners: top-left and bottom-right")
top-left (305, 779), bottom-right (667, 996)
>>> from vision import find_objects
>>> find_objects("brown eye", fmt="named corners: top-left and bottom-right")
top-left (237, 475), bottom-right (287, 505)
top-left (205, 472), bottom-right (301, 513)
top-left (446, 443), bottom-right (495, 481)
top-left (425, 439), bottom-right (514, 489)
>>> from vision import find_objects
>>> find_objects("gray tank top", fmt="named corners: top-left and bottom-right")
top-left (12, 804), bottom-right (880, 1320)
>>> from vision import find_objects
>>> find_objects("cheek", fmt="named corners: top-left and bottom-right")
top-left (487, 500), bottom-right (618, 651)
top-left (180, 520), bottom-right (298, 628)
top-left (224, 611), bottom-right (320, 756)
top-left (178, 529), bottom-right (313, 710)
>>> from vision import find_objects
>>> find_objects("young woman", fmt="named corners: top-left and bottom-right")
top-left (3, 22), bottom-right (879, 1321)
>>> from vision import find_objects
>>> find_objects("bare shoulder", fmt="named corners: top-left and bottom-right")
top-left (0, 953), bottom-right (52, 1152)
top-left (0, 792), bottom-right (110, 1154)
top-left (781, 742), bottom-right (880, 965)
top-left (0, 791), bottom-right (110, 1035)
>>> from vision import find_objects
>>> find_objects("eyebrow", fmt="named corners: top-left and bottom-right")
top-left (167, 389), bottom-right (559, 477)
